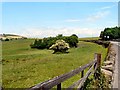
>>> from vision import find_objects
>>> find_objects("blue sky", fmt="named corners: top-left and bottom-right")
top-left (2, 2), bottom-right (118, 38)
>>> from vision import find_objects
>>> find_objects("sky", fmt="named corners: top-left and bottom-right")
top-left (2, 2), bottom-right (118, 38)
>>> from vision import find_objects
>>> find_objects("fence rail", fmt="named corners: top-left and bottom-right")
top-left (28, 53), bottom-right (101, 90)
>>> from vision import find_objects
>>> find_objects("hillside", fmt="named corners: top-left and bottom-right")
top-left (0, 34), bottom-right (27, 40)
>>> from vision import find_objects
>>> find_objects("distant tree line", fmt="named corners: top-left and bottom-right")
top-left (100, 26), bottom-right (120, 40)
top-left (30, 34), bottom-right (78, 49)
top-left (0, 37), bottom-right (27, 41)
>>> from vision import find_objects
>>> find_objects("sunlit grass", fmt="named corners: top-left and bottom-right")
top-left (2, 39), bottom-right (107, 88)
top-left (79, 37), bottom-right (100, 41)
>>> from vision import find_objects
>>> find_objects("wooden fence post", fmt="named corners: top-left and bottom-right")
top-left (94, 53), bottom-right (101, 79)
top-left (96, 53), bottom-right (101, 69)
top-left (81, 70), bottom-right (84, 78)
top-left (57, 83), bottom-right (61, 90)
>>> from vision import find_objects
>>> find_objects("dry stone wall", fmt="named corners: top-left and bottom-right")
top-left (101, 43), bottom-right (116, 88)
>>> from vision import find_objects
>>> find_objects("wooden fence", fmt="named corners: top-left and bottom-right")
top-left (28, 53), bottom-right (101, 90)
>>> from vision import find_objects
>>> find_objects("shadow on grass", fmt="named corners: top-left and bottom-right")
top-left (52, 51), bottom-right (69, 54)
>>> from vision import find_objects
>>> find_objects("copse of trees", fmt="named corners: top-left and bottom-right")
top-left (100, 26), bottom-right (120, 40)
top-left (30, 34), bottom-right (78, 49)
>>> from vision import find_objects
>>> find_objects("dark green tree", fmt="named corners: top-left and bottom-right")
top-left (100, 26), bottom-right (120, 40)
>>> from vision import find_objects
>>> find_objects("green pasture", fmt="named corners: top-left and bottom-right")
top-left (2, 38), bottom-right (107, 88)
top-left (79, 37), bottom-right (100, 41)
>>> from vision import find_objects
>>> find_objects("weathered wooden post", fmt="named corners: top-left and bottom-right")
top-left (81, 70), bottom-right (84, 78)
top-left (97, 53), bottom-right (101, 71)
top-left (94, 53), bottom-right (101, 79)
top-left (57, 83), bottom-right (61, 90)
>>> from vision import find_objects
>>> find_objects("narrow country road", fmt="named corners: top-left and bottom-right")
top-left (110, 41), bottom-right (120, 89)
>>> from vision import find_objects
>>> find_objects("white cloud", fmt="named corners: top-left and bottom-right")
top-left (101, 6), bottom-right (112, 10)
top-left (86, 11), bottom-right (110, 22)
top-left (100, 4), bottom-right (116, 10)
top-left (64, 19), bottom-right (81, 22)
top-left (21, 27), bottom-right (102, 38)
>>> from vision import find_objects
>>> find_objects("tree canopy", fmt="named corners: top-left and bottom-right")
top-left (100, 26), bottom-right (120, 40)
top-left (30, 34), bottom-right (78, 49)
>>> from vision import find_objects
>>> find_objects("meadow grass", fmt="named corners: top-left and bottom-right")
top-left (2, 39), bottom-right (107, 88)
top-left (79, 37), bottom-right (100, 41)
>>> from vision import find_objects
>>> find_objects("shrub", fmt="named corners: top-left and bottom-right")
top-left (63, 34), bottom-right (78, 47)
top-left (30, 39), bottom-right (46, 49)
top-left (49, 40), bottom-right (70, 54)
top-left (5, 38), bottom-right (9, 41)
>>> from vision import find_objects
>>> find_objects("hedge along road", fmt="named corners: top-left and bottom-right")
top-left (111, 41), bottom-right (120, 89)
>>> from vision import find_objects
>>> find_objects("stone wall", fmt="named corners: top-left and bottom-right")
top-left (101, 43), bottom-right (116, 88)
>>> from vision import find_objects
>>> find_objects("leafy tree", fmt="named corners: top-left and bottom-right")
top-left (30, 39), bottom-right (46, 49)
top-left (56, 34), bottom-right (63, 39)
top-left (71, 34), bottom-right (78, 39)
top-left (64, 34), bottom-right (78, 47)
top-left (100, 26), bottom-right (120, 40)
top-left (100, 31), bottom-right (104, 39)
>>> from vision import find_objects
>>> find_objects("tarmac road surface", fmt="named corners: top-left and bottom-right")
top-left (111, 41), bottom-right (120, 89)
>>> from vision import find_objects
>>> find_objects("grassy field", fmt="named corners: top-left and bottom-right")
top-left (79, 37), bottom-right (100, 41)
top-left (2, 38), bottom-right (107, 88)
